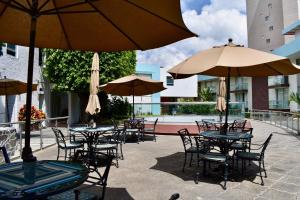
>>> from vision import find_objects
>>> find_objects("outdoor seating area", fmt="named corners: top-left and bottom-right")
top-left (22, 120), bottom-right (300, 199)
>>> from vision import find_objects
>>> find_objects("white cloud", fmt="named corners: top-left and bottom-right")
top-left (137, 0), bottom-right (247, 68)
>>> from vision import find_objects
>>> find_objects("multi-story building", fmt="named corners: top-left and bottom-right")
top-left (0, 44), bottom-right (45, 123)
top-left (246, 0), bottom-right (300, 111)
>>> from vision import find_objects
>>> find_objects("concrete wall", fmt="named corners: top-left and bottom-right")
top-left (0, 44), bottom-right (43, 123)
top-left (160, 66), bottom-right (198, 98)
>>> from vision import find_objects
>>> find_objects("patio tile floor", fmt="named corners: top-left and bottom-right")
top-left (34, 120), bottom-right (300, 199)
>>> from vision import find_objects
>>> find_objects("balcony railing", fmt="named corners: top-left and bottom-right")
top-left (269, 100), bottom-right (289, 109)
top-left (268, 76), bottom-right (289, 87)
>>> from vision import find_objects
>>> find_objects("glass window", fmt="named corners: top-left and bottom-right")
top-left (266, 39), bottom-right (271, 44)
top-left (268, 3), bottom-right (272, 9)
top-left (269, 26), bottom-right (273, 31)
top-left (265, 16), bottom-right (269, 21)
top-left (6, 44), bottom-right (16, 56)
top-left (166, 76), bottom-right (174, 86)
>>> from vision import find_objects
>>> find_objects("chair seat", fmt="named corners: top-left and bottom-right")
top-left (64, 142), bottom-right (83, 149)
top-left (93, 143), bottom-right (117, 150)
top-left (48, 190), bottom-right (97, 200)
top-left (231, 142), bottom-right (247, 150)
top-left (201, 152), bottom-right (227, 162)
top-left (186, 146), bottom-right (207, 153)
top-left (237, 151), bottom-right (260, 161)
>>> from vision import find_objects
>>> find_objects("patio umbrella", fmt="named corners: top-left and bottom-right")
top-left (0, 0), bottom-right (195, 161)
top-left (216, 77), bottom-right (226, 121)
top-left (100, 74), bottom-right (166, 119)
top-left (168, 39), bottom-right (300, 134)
top-left (0, 77), bottom-right (37, 122)
top-left (85, 53), bottom-right (100, 115)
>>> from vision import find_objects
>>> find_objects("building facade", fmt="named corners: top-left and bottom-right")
top-left (0, 44), bottom-right (45, 123)
top-left (246, 0), bottom-right (300, 111)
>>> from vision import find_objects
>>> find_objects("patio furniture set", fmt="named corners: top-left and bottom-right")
top-left (179, 119), bottom-right (273, 190)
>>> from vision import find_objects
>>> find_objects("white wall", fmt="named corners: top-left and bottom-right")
top-left (160, 66), bottom-right (198, 98)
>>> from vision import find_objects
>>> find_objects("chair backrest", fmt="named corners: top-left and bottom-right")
top-left (52, 128), bottom-right (66, 147)
top-left (230, 120), bottom-right (247, 132)
top-left (202, 120), bottom-right (217, 130)
top-left (0, 146), bottom-right (10, 163)
top-left (260, 133), bottom-right (273, 159)
top-left (177, 129), bottom-right (193, 152)
top-left (153, 118), bottom-right (158, 132)
top-left (195, 121), bottom-right (207, 132)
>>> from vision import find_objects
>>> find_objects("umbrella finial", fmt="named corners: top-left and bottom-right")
top-left (228, 38), bottom-right (233, 43)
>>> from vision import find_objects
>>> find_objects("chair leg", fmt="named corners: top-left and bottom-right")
top-left (57, 148), bottom-right (60, 160)
top-left (64, 149), bottom-right (67, 161)
top-left (262, 159), bottom-right (267, 178)
top-left (119, 143), bottom-right (124, 160)
top-left (259, 161), bottom-right (264, 186)
top-left (223, 162), bottom-right (228, 190)
top-left (182, 152), bottom-right (187, 172)
top-left (115, 148), bottom-right (119, 168)
top-left (153, 132), bottom-right (156, 142)
top-left (189, 153), bottom-right (193, 167)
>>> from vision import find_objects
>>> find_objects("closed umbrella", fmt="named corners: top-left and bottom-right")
top-left (100, 74), bottom-right (166, 119)
top-left (0, 0), bottom-right (195, 161)
top-left (168, 39), bottom-right (300, 134)
top-left (85, 53), bottom-right (100, 115)
top-left (216, 77), bottom-right (226, 121)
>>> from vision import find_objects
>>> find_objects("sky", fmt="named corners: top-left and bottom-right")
top-left (137, 0), bottom-right (247, 68)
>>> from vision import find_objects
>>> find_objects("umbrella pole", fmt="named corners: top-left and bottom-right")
top-left (223, 68), bottom-right (231, 135)
top-left (22, 1), bottom-right (38, 162)
top-left (132, 87), bottom-right (135, 119)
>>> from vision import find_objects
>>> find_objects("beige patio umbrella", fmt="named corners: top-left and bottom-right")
top-left (0, 0), bottom-right (195, 161)
top-left (216, 77), bottom-right (226, 122)
top-left (100, 74), bottom-right (166, 118)
top-left (86, 53), bottom-right (101, 115)
top-left (168, 39), bottom-right (300, 134)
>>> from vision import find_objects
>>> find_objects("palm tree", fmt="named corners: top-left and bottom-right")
top-left (289, 92), bottom-right (300, 106)
top-left (199, 87), bottom-right (214, 102)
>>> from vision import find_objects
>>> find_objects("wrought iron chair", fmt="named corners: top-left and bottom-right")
top-left (195, 121), bottom-right (207, 133)
top-left (0, 146), bottom-right (10, 163)
top-left (123, 119), bottom-right (143, 143)
top-left (48, 151), bottom-right (114, 200)
top-left (229, 119), bottom-right (247, 132)
top-left (52, 128), bottom-right (83, 160)
top-left (143, 118), bottom-right (158, 141)
top-left (178, 129), bottom-right (207, 172)
top-left (201, 119), bottom-right (218, 130)
top-left (236, 133), bottom-right (273, 185)
top-left (93, 129), bottom-right (123, 167)
top-left (194, 136), bottom-right (229, 189)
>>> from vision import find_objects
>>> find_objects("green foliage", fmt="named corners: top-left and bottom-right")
top-left (289, 92), bottom-right (300, 106)
top-left (43, 49), bottom-right (136, 92)
top-left (110, 96), bottom-right (131, 119)
top-left (199, 88), bottom-right (214, 102)
top-left (177, 104), bottom-right (218, 115)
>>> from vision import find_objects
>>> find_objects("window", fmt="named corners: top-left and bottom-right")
top-left (296, 58), bottom-right (300, 65)
top-left (265, 16), bottom-right (269, 21)
top-left (6, 44), bottom-right (16, 56)
top-left (166, 76), bottom-right (174, 86)
top-left (268, 3), bottom-right (272, 9)
top-left (266, 39), bottom-right (271, 44)
top-left (269, 26), bottom-right (273, 31)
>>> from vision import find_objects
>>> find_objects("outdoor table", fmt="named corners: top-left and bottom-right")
top-left (70, 126), bottom-right (114, 151)
top-left (0, 160), bottom-right (88, 200)
top-left (201, 130), bottom-right (253, 154)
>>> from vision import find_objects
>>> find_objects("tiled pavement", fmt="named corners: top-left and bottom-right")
top-left (35, 120), bottom-right (300, 200)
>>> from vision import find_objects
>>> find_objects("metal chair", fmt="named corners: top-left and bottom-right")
top-left (194, 137), bottom-right (229, 190)
top-left (52, 128), bottom-right (83, 160)
top-left (143, 118), bottom-right (158, 141)
top-left (236, 133), bottom-right (273, 185)
top-left (229, 119), bottom-right (247, 132)
top-left (123, 119), bottom-right (143, 143)
top-left (48, 151), bottom-right (114, 200)
top-left (178, 129), bottom-right (207, 172)
top-left (201, 119), bottom-right (218, 130)
top-left (0, 146), bottom-right (10, 163)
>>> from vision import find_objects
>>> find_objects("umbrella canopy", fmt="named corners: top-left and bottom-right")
top-left (0, 0), bottom-right (195, 161)
top-left (100, 74), bottom-right (166, 118)
top-left (85, 53), bottom-right (101, 115)
top-left (168, 39), bottom-right (300, 79)
top-left (216, 77), bottom-right (226, 113)
top-left (168, 39), bottom-right (300, 134)
top-left (0, 78), bottom-right (37, 95)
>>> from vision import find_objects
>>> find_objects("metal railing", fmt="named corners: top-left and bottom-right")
top-left (0, 116), bottom-right (69, 160)
top-left (249, 110), bottom-right (300, 134)
top-left (269, 100), bottom-right (289, 109)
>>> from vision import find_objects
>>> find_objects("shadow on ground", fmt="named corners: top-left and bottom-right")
top-left (150, 152), bottom-right (263, 188)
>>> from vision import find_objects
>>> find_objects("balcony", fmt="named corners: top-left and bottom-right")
top-left (269, 100), bottom-right (289, 110)
top-left (268, 76), bottom-right (289, 88)
top-left (231, 83), bottom-right (248, 92)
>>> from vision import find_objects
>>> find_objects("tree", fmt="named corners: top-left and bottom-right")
top-left (289, 92), bottom-right (300, 106)
top-left (199, 87), bottom-right (214, 101)
top-left (43, 49), bottom-right (136, 92)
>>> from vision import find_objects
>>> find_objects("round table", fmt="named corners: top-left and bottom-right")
top-left (201, 130), bottom-right (253, 154)
top-left (0, 160), bottom-right (88, 200)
